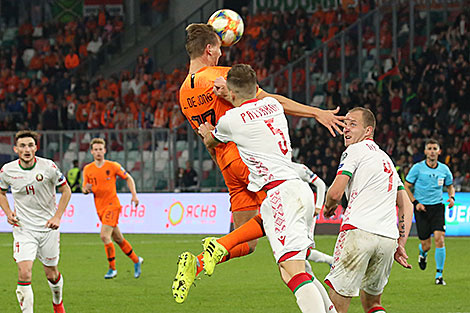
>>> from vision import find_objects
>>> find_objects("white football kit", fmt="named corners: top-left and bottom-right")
top-left (291, 162), bottom-right (326, 210)
top-left (0, 157), bottom-right (67, 266)
top-left (212, 97), bottom-right (315, 263)
top-left (325, 140), bottom-right (402, 297)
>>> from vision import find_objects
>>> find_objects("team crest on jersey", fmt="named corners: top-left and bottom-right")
top-left (106, 170), bottom-right (110, 176)
top-left (36, 173), bottom-right (43, 182)
top-left (341, 152), bottom-right (348, 161)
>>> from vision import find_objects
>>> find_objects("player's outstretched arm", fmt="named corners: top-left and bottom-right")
top-left (257, 90), bottom-right (346, 137)
top-left (47, 183), bottom-right (72, 230)
top-left (125, 175), bottom-right (139, 208)
top-left (312, 176), bottom-right (326, 215)
top-left (324, 174), bottom-right (349, 218)
top-left (394, 189), bottom-right (413, 269)
top-left (0, 190), bottom-right (19, 226)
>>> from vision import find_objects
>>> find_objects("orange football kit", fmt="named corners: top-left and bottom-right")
top-left (82, 160), bottom-right (128, 227)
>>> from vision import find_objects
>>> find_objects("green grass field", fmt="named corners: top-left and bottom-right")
top-left (0, 233), bottom-right (468, 313)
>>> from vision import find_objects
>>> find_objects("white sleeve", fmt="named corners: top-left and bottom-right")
top-left (337, 144), bottom-right (361, 178)
top-left (49, 161), bottom-right (67, 187)
top-left (212, 114), bottom-right (232, 143)
top-left (312, 175), bottom-right (326, 209)
top-left (291, 163), bottom-right (313, 183)
top-left (0, 166), bottom-right (9, 190)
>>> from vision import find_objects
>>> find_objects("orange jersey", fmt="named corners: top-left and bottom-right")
top-left (82, 160), bottom-right (128, 211)
top-left (179, 66), bottom-right (239, 170)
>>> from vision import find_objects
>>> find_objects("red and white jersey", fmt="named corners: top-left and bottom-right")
top-left (212, 97), bottom-right (299, 192)
top-left (337, 140), bottom-right (403, 239)
top-left (0, 157), bottom-right (67, 231)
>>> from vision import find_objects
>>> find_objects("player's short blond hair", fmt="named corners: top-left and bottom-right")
top-left (15, 130), bottom-right (39, 145)
top-left (185, 23), bottom-right (220, 59)
top-left (348, 107), bottom-right (376, 132)
top-left (90, 138), bottom-right (106, 150)
top-left (226, 64), bottom-right (257, 98)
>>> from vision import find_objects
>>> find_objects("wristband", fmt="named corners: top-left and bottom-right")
top-left (450, 196), bottom-right (455, 201)
top-left (413, 200), bottom-right (419, 206)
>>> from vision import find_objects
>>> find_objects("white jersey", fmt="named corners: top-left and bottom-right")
top-left (212, 97), bottom-right (299, 191)
top-left (0, 157), bottom-right (67, 231)
top-left (338, 140), bottom-right (403, 239)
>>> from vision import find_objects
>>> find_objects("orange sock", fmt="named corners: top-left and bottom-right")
top-left (104, 242), bottom-right (116, 270)
top-left (195, 254), bottom-right (204, 276)
top-left (217, 213), bottom-right (265, 251)
top-left (118, 239), bottom-right (139, 263)
top-left (219, 242), bottom-right (250, 263)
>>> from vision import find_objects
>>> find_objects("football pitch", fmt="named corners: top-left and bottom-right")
top-left (0, 233), bottom-right (468, 313)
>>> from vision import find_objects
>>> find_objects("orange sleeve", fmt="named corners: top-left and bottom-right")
top-left (113, 162), bottom-right (128, 180)
top-left (82, 165), bottom-right (90, 189)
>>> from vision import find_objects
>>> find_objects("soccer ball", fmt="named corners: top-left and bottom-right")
top-left (207, 9), bottom-right (244, 47)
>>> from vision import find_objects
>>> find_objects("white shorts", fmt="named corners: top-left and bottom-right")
top-left (325, 228), bottom-right (397, 297)
top-left (13, 227), bottom-right (60, 267)
top-left (261, 179), bottom-right (315, 263)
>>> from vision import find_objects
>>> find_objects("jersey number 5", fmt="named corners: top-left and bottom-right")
top-left (264, 118), bottom-right (288, 155)
top-left (191, 109), bottom-right (216, 126)
top-left (383, 160), bottom-right (393, 192)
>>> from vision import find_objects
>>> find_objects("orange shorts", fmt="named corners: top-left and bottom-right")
top-left (97, 206), bottom-right (121, 227)
top-left (221, 158), bottom-right (266, 212)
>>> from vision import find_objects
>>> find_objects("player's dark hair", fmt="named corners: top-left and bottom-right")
top-left (90, 138), bottom-right (106, 150)
top-left (348, 107), bottom-right (376, 131)
top-left (15, 130), bottom-right (39, 145)
top-left (185, 23), bottom-right (220, 59)
top-left (425, 138), bottom-right (440, 148)
top-left (226, 64), bottom-right (257, 98)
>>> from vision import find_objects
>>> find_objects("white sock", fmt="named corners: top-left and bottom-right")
top-left (47, 274), bottom-right (63, 305)
top-left (16, 284), bottom-right (34, 313)
top-left (295, 281), bottom-right (326, 313)
top-left (308, 249), bottom-right (334, 265)
top-left (304, 262), bottom-right (337, 313)
top-left (311, 275), bottom-right (338, 313)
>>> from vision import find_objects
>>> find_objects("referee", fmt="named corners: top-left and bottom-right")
top-left (404, 139), bottom-right (455, 285)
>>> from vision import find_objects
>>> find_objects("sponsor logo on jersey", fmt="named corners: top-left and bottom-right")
top-left (36, 174), bottom-right (43, 181)
top-left (338, 163), bottom-right (344, 170)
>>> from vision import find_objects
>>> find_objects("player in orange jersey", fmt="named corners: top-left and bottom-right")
top-left (82, 138), bottom-right (143, 279)
top-left (172, 23), bottom-right (345, 304)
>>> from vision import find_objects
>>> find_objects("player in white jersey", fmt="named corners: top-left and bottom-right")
top-left (199, 64), bottom-right (329, 313)
top-left (0, 130), bottom-right (71, 313)
top-left (322, 108), bottom-right (413, 313)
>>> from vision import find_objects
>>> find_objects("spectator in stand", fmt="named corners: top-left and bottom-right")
top-left (152, 0), bottom-right (169, 27)
top-left (182, 161), bottom-right (198, 191)
top-left (65, 48), bottom-right (80, 70)
top-left (42, 101), bottom-right (59, 130)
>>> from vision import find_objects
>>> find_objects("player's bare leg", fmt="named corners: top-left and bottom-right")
top-left (360, 290), bottom-right (385, 312)
top-left (44, 265), bottom-right (65, 313)
top-left (112, 226), bottom-right (143, 278)
top-left (328, 289), bottom-right (352, 313)
top-left (100, 225), bottom-right (117, 279)
top-left (280, 259), bottom-right (326, 313)
top-left (433, 230), bottom-right (446, 285)
top-left (16, 261), bottom-right (34, 313)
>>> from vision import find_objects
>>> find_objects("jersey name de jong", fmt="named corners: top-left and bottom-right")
top-left (0, 157), bottom-right (66, 231)
top-left (338, 140), bottom-right (403, 239)
top-left (212, 97), bottom-right (299, 192)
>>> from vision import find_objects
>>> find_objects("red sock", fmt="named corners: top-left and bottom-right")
top-left (118, 239), bottom-right (139, 263)
top-left (217, 214), bottom-right (264, 251)
top-left (368, 307), bottom-right (386, 313)
top-left (104, 242), bottom-right (116, 270)
top-left (287, 272), bottom-right (313, 294)
top-left (195, 253), bottom-right (204, 276)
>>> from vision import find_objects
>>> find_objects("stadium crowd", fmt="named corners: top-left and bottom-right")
top-left (0, 3), bottom-right (469, 190)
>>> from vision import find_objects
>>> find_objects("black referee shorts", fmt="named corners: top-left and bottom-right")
top-left (414, 203), bottom-right (446, 240)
